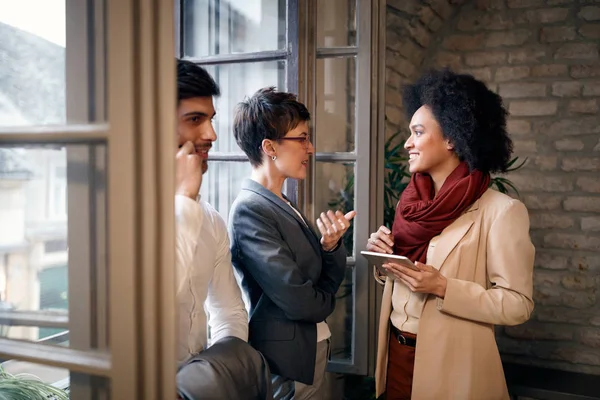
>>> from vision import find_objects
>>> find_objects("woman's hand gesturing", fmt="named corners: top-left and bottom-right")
top-left (317, 210), bottom-right (357, 252)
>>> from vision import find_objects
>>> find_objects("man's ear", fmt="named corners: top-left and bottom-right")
top-left (445, 139), bottom-right (454, 151)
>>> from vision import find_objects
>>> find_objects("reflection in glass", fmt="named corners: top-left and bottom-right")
top-left (0, 2), bottom-right (66, 125)
top-left (200, 161), bottom-right (252, 225)
top-left (316, 57), bottom-right (356, 153)
top-left (314, 162), bottom-right (354, 257)
top-left (183, 0), bottom-right (286, 57)
top-left (329, 266), bottom-right (353, 362)
top-left (317, 0), bottom-right (357, 47)
top-left (0, 145), bottom-right (106, 349)
top-left (206, 61), bottom-right (286, 153)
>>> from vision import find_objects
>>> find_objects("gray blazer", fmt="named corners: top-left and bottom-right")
top-left (228, 179), bottom-right (347, 385)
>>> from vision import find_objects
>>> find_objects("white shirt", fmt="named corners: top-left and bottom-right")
top-left (175, 195), bottom-right (248, 363)
top-left (390, 235), bottom-right (440, 335)
top-left (286, 202), bottom-right (331, 343)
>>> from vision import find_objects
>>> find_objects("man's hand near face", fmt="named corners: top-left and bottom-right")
top-left (176, 141), bottom-right (202, 200)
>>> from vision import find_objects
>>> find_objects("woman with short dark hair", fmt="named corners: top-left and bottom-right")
top-left (229, 87), bottom-right (356, 400)
top-left (367, 69), bottom-right (535, 400)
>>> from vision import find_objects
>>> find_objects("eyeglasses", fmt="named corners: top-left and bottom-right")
top-left (278, 133), bottom-right (312, 149)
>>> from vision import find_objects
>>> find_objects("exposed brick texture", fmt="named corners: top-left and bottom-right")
top-left (386, 0), bottom-right (600, 375)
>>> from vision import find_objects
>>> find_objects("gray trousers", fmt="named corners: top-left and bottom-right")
top-left (177, 336), bottom-right (273, 400)
top-left (271, 339), bottom-right (330, 400)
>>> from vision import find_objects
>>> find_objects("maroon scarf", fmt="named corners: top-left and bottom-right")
top-left (392, 162), bottom-right (490, 264)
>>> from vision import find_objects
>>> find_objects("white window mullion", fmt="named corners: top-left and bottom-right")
top-left (65, 0), bottom-right (108, 397)
top-left (0, 337), bottom-right (111, 376)
top-left (0, 124), bottom-right (108, 144)
top-left (106, 0), bottom-right (138, 397)
top-left (107, 0), bottom-right (176, 399)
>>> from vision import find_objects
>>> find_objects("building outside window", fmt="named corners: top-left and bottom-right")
top-left (0, 0), bottom-right (68, 344)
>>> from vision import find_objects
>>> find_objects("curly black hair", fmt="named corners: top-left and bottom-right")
top-left (401, 68), bottom-right (512, 174)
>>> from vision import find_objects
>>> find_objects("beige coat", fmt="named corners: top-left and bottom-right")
top-left (375, 189), bottom-right (535, 400)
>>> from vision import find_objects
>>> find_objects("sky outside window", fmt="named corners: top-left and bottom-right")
top-left (0, 0), bottom-right (65, 46)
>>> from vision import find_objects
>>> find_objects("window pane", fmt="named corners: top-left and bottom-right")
top-left (316, 57), bottom-right (356, 153)
top-left (0, 0), bottom-right (105, 126)
top-left (200, 161), bottom-right (252, 224)
top-left (314, 162), bottom-right (354, 257)
top-left (183, 0), bottom-right (286, 57)
top-left (317, 0), bottom-right (357, 47)
top-left (329, 266), bottom-right (353, 363)
top-left (0, 145), bottom-right (107, 350)
top-left (0, 360), bottom-right (110, 398)
top-left (206, 61), bottom-right (286, 153)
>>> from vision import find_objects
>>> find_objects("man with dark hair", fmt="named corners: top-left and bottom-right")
top-left (174, 59), bottom-right (248, 363)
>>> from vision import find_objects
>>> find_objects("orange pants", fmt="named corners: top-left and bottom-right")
top-left (385, 329), bottom-right (416, 400)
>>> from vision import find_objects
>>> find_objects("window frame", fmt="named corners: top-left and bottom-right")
top-left (64, 1), bottom-right (108, 395)
top-left (302, 0), bottom-right (386, 376)
top-left (299, 0), bottom-right (372, 375)
top-left (0, 0), bottom-right (179, 398)
top-left (177, 0), bottom-right (301, 202)
top-left (176, 0), bottom-right (386, 377)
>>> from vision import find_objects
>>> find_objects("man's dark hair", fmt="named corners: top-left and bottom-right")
top-left (402, 68), bottom-right (512, 174)
top-left (176, 59), bottom-right (220, 101)
top-left (233, 87), bottom-right (311, 167)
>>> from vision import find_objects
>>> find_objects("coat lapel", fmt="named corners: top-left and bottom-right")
top-left (431, 199), bottom-right (479, 271)
top-left (241, 179), bottom-right (322, 254)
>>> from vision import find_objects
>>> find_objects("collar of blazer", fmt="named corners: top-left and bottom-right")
top-left (430, 197), bottom-right (481, 271)
top-left (241, 178), bottom-right (323, 254)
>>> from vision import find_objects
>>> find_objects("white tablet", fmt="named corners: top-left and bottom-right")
top-left (360, 250), bottom-right (418, 278)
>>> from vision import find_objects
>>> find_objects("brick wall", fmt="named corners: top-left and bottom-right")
top-left (386, 0), bottom-right (600, 375)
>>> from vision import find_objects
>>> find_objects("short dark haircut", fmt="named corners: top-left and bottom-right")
top-left (402, 68), bottom-right (512, 174)
top-left (233, 87), bottom-right (311, 167)
top-left (176, 59), bottom-right (220, 101)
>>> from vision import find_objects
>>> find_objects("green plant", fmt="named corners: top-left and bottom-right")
top-left (0, 365), bottom-right (68, 400)
top-left (489, 156), bottom-right (528, 196)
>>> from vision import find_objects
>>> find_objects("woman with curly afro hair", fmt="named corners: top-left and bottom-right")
top-left (366, 69), bottom-right (535, 400)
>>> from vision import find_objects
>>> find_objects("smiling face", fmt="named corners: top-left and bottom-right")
top-left (404, 105), bottom-right (458, 176)
top-left (177, 96), bottom-right (217, 174)
top-left (270, 121), bottom-right (314, 180)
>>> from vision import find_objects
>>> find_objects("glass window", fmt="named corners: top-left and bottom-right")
top-left (51, 165), bottom-right (67, 220)
top-left (200, 161), bottom-right (252, 224)
top-left (206, 61), bottom-right (286, 153)
top-left (329, 266), bottom-right (354, 363)
top-left (183, 0), bottom-right (286, 57)
top-left (317, 0), bottom-right (357, 48)
top-left (0, 1), bottom-right (65, 126)
top-left (38, 264), bottom-right (68, 340)
top-left (316, 57), bottom-right (356, 153)
top-left (0, 0), bottom-right (104, 126)
top-left (0, 145), bottom-right (106, 350)
top-left (314, 162), bottom-right (354, 257)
